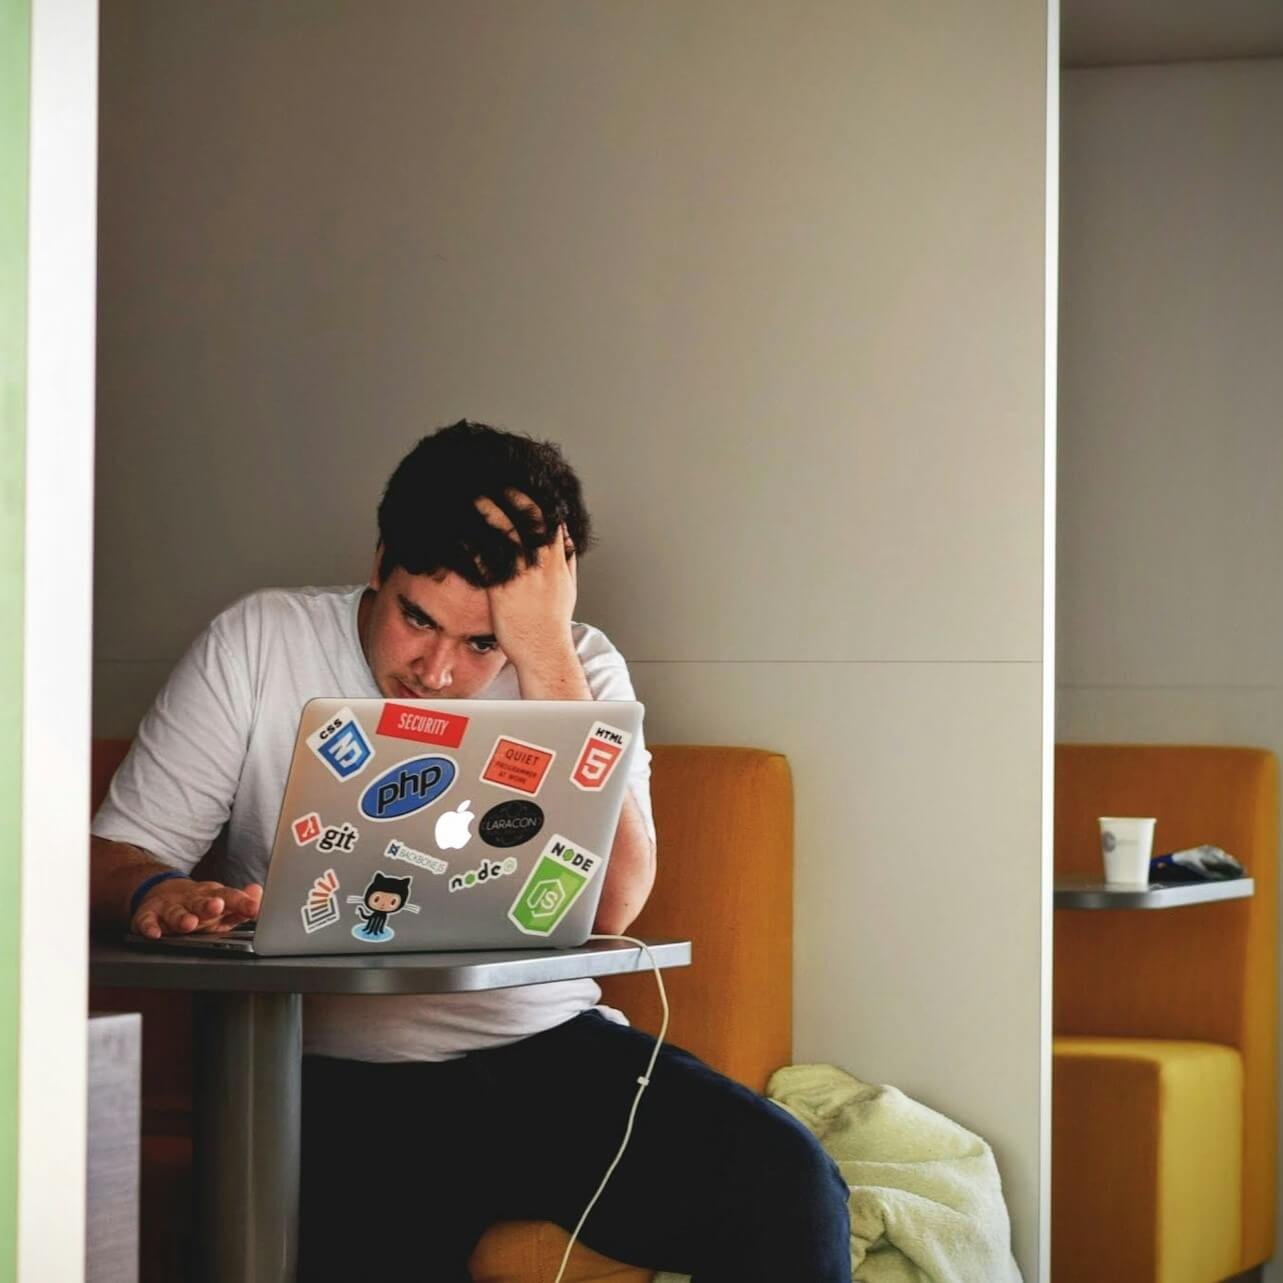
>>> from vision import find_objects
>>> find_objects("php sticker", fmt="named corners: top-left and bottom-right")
top-left (376, 703), bottom-right (469, 749)
top-left (480, 736), bottom-right (555, 797)
top-left (507, 835), bottom-right (601, 936)
top-left (570, 722), bottom-right (632, 792)
top-left (300, 868), bottom-right (341, 934)
top-left (307, 707), bottom-right (375, 782)
top-left (478, 799), bottom-right (544, 849)
top-left (448, 856), bottom-right (518, 893)
top-left (384, 839), bottom-right (448, 875)
top-left (359, 755), bottom-right (457, 822)
top-left (347, 870), bottom-right (421, 943)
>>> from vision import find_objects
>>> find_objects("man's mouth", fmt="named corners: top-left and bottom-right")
top-left (395, 680), bottom-right (424, 699)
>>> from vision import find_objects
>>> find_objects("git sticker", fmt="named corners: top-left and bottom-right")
top-left (291, 814), bottom-right (358, 855)
top-left (507, 835), bottom-right (602, 936)
top-left (480, 736), bottom-right (556, 797)
top-left (570, 722), bottom-right (632, 792)
top-left (307, 707), bottom-right (375, 782)
top-left (300, 868), bottom-right (341, 934)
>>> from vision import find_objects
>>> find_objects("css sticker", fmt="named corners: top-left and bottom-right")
top-left (448, 856), bottom-right (518, 893)
top-left (359, 755), bottom-right (457, 822)
top-left (307, 707), bottom-right (375, 782)
top-left (291, 814), bottom-right (359, 854)
top-left (480, 736), bottom-right (555, 797)
top-left (300, 868), bottom-right (341, 934)
top-left (384, 839), bottom-right (448, 875)
top-left (570, 722), bottom-right (632, 792)
top-left (376, 703), bottom-right (469, 749)
top-left (347, 870), bottom-right (420, 943)
top-left (479, 800), bottom-right (544, 849)
top-left (507, 835), bottom-right (601, 936)
top-left (434, 800), bottom-right (475, 851)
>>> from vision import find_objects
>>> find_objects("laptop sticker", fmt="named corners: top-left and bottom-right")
top-left (508, 835), bottom-right (602, 937)
top-left (434, 800), bottom-right (475, 851)
top-left (479, 736), bottom-right (556, 798)
top-left (376, 703), bottom-right (469, 749)
top-left (384, 838), bottom-right (448, 875)
top-left (448, 856), bottom-right (518, 893)
top-left (347, 871), bottom-right (421, 943)
top-left (570, 722), bottom-right (633, 792)
top-left (479, 800), bottom-right (545, 849)
top-left (307, 707), bottom-right (376, 782)
top-left (292, 812), bottom-right (323, 845)
top-left (300, 868), bottom-right (341, 934)
top-left (359, 755), bottom-right (457, 822)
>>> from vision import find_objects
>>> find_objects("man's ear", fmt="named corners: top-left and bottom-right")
top-left (369, 543), bottom-right (384, 591)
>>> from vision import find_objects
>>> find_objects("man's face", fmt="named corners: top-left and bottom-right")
top-left (360, 559), bottom-right (508, 700)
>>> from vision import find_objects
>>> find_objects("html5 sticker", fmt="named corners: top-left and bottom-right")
top-left (306, 706), bottom-right (375, 782)
top-left (480, 736), bottom-right (556, 798)
top-left (570, 722), bottom-right (633, 792)
top-left (376, 703), bottom-right (469, 750)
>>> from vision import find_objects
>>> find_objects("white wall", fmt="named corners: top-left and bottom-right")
top-left (1058, 55), bottom-right (1283, 1277)
top-left (96, 2), bottom-right (1053, 1272)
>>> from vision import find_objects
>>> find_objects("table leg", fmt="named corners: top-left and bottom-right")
top-left (193, 991), bottom-right (303, 1283)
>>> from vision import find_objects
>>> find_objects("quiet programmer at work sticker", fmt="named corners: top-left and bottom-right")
top-left (480, 736), bottom-right (556, 798)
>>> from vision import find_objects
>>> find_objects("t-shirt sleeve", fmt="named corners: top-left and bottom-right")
top-left (578, 631), bottom-right (656, 846)
top-left (91, 617), bottom-right (256, 872)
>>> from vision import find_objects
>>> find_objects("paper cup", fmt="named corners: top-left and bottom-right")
top-left (1099, 817), bottom-right (1156, 887)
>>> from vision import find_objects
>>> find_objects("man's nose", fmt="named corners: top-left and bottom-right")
top-left (416, 636), bottom-right (453, 691)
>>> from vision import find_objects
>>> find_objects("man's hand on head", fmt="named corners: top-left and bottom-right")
top-left (131, 877), bottom-right (263, 940)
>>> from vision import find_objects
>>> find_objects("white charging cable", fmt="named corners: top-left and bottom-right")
top-left (550, 934), bottom-right (672, 1283)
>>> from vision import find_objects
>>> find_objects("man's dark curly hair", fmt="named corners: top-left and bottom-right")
top-left (376, 420), bottom-right (594, 587)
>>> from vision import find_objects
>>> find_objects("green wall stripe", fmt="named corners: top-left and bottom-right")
top-left (0, 0), bottom-right (30, 1278)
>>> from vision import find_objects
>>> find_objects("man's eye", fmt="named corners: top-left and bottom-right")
top-left (403, 611), bottom-right (434, 630)
top-left (470, 640), bottom-right (497, 654)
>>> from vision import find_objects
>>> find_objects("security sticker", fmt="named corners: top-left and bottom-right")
top-left (307, 706), bottom-right (376, 782)
top-left (480, 736), bottom-right (556, 797)
top-left (300, 868), bottom-right (341, 934)
top-left (376, 703), bottom-right (469, 749)
top-left (292, 812), bottom-right (323, 845)
top-left (434, 800), bottom-right (475, 851)
top-left (359, 755), bottom-right (457, 822)
top-left (347, 870), bottom-right (420, 943)
top-left (570, 722), bottom-right (633, 792)
top-left (448, 856), bottom-right (519, 893)
top-left (384, 838), bottom-right (448, 875)
top-left (479, 799), bottom-right (544, 848)
top-left (507, 835), bottom-right (602, 936)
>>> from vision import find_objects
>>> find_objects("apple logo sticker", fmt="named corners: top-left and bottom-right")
top-left (435, 800), bottom-right (475, 851)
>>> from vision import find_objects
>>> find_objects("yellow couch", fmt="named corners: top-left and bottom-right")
top-left (91, 742), bottom-right (794, 1283)
top-left (1053, 745), bottom-right (1278, 1283)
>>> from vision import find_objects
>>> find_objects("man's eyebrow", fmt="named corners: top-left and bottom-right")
top-left (396, 594), bottom-right (497, 645)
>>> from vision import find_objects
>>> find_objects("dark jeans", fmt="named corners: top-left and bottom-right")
top-left (300, 1010), bottom-right (851, 1282)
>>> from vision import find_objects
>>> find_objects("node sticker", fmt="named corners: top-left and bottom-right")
top-left (570, 721), bottom-right (633, 792)
top-left (434, 800), bottom-right (475, 851)
top-left (359, 754), bottom-right (457, 822)
top-left (307, 706), bottom-right (375, 782)
top-left (347, 870), bottom-right (420, 943)
top-left (376, 703), bottom-right (469, 749)
top-left (448, 856), bottom-right (519, 893)
top-left (507, 835), bottom-right (602, 936)
top-left (300, 868), bottom-right (341, 934)
top-left (480, 736), bottom-right (556, 798)
top-left (479, 799), bottom-right (544, 849)
top-left (384, 838), bottom-right (448, 875)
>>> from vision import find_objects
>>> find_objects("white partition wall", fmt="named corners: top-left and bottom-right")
top-left (94, 3), bottom-right (1056, 1274)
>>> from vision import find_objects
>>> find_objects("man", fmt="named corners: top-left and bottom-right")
top-left (90, 421), bottom-right (851, 1282)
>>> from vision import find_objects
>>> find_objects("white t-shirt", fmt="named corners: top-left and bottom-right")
top-left (92, 584), bottom-right (655, 1062)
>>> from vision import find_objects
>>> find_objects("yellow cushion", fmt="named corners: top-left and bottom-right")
top-left (1053, 1037), bottom-right (1243, 1283)
top-left (470, 1221), bottom-right (653, 1283)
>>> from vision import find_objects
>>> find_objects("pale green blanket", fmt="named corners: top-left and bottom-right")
top-left (654, 1064), bottom-right (1023, 1283)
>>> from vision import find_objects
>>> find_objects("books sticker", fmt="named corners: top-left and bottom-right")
top-left (480, 736), bottom-right (555, 798)
top-left (507, 835), bottom-right (602, 936)
top-left (376, 703), bottom-right (469, 749)
top-left (570, 722), bottom-right (632, 792)
top-left (307, 707), bottom-right (375, 782)
top-left (300, 869), bottom-right (341, 934)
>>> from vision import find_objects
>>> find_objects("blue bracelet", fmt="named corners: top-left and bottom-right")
top-left (129, 869), bottom-right (189, 919)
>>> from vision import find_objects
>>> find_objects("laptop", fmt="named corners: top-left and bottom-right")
top-left (128, 696), bottom-right (643, 956)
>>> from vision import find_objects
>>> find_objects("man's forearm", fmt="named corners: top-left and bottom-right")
top-left (510, 640), bottom-right (591, 701)
top-left (593, 795), bottom-right (656, 935)
top-left (89, 835), bottom-right (181, 929)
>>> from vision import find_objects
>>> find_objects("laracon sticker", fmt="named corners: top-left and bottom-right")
top-left (448, 856), bottom-right (518, 893)
top-left (479, 799), bottom-right (544, 849)
top-left (480, 736), bottom-right (555, 797)
top-left (434, 800), bottom-right (475, 851)
top-left (384, 839), bottom-right (448, 875)
top-left (300, 868), bottom-right (341, 934)
top-left (307, 706), bottom-right (376, 782)
top-left (359, 755), bottom-right (457, 822)
top-left (570, 722), bottom-right (633, 792)
top-left (376, 703), bottom-right (469, 749)
top-left (507, 835), bottom-right (602, 936)
top-left (347, 870), bottom-right (420, 943)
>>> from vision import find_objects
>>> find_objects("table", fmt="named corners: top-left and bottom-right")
top-left (90, 936), bottom-right (692, 1283)
top-left (1054, 875), bottom-right (1255, 910)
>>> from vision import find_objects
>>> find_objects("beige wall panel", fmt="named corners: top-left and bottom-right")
top-left (637, 658), bottom-right (1043, 1277)
top-left (96, 0), bottom-right (1046, 668)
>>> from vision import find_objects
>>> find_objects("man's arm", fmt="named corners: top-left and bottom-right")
top-left (91, 835), bottom-right (262, 938)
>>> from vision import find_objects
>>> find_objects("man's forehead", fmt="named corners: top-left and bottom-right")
top-left (394, 569), bottom-right (494, 635)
